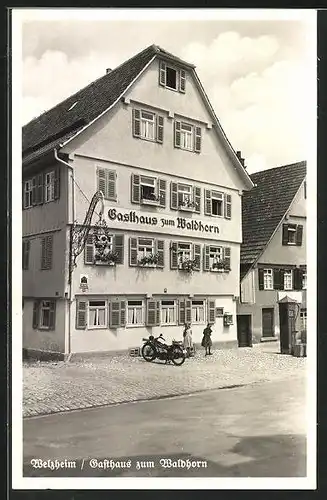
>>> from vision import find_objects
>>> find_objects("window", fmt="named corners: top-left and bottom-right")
top-left (140, 176), bottom-right (158, 202)
top-left (178, 183), bottom-right (192, 208)
top-left (131, 173), bottom-right (166, 206)
top-left (191, 300), bottom-right (205, 324)
top-left (263, 269), bottom-right (273, 290)
top-left (282, 224), bottom-right (303, 246)
top-left (159, 61), bottom-right (186, 93)
top-left (284, 270), bottom-right (293, 290)
top-left (129, 237), bottom-right (164, 268)
top-left (178, 242), bottom-right (192, 268)
top-left (204, 190), bottom-right (232, 219)
top-left (22, 240), bottom-right (30, 270)
top-left (97, 168), bottom-right (116, 201)
top-left (132, 109), bottom-right (164, 143)
top-left (45, 171), bottom-right (55, 203)
top-left (161, 300), bottom-right (177, 325)
top-left (174, 120), bottom-right (202, 153)
top-left (300, 309), bottom-right (307, 331)
top-left (302, 271), bottom-right (307, 290)
top-left (138, 238), bottom-right (155, 263)
top-left (24, 180), bottom-right (33, 208)
top-left (209, 246), bottom-right (223, 270)
top-left (38, 300), bottom-right (56, 330)
top-left (170, 182), bottom-right (200, 212)
top-left (170, 242), bottom-right (200, 271)
top-left (88, 300), bottom-right (107, 328)
top-left (85, 233), bottom-right (124, 266)
top-left (127, 300), bottom-right (144, 326)
top-left (40, 235), bottom-right (53, 270)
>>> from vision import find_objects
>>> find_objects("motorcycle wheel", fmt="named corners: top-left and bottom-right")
top-left (171, 345), bottom-right (185, 366)
top-left (141, 343), bottom-right (156, 362)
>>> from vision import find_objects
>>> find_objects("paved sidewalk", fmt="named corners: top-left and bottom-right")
top-left (23, 343), bottom-right (306, 418)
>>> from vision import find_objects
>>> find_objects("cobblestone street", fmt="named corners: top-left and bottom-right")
top-left (23, 343), bottom-right (306, 417)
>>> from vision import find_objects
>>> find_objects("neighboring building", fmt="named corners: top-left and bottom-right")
top-left (237, 162), bottom-right (307, 346)
top-left (22, 44), bottom-right (253, 358)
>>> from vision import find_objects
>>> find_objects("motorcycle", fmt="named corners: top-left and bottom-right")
top-left (141, 334), bottom-right (186, 366)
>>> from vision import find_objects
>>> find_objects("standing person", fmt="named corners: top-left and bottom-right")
top-left (202, 323), bottom-right (213, 356)
top-left (183, 323), bottom-right (193, 358)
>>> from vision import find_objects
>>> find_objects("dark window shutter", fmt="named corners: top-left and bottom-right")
top-left (224, 194), bottom-right (232, 219)
top-left (193, 186), bottom-right (201, 213)
top-left (273, 268), bottom-right (281, 290)
top-left (193, 244), bottom-right (201, 271)
top-left (147, 300), bottom-right (157, 326)
top-left (204, 190), bottom-right (212, 216)
top-left (120, 301), bottom-right (126, 326)
top-left (110, 301), bottom-right (120, 328)
top-left (185, 300), bottom-right (192, 324)
top-left (76, 300), bottom-right (87, 329)
top-left (294, 268), bottom-right (303, 290)
top-left (32, 300), bottom-right (39, 329)
top-left (279, 269), bottom-right (285, 290)
top-left (194, 127), bottom-right (202, 153)
top-left (204, 245), bottom-right (210, 271)
top-left (157, 115), bottom-right (164, 143)
top-left (156, 301), bottom-right (160, 326)
top-left (114, 234), bottom-right (124, 264)
top-left (97, 168), bottom-right (107, 196)
top-left (159, 60), bottom-right (166, 86)
top-left (207, 300), bottom-right (215, 324)
top-left (40, 237), bottom-right (46, 269)
top-left (158, 178), bottom-right (166, 207)
top-left (132, 109), bottom-right (141, 137)
top-left (107, 170), bottom-right (116, 200)
top-left (49, 301), bottom-right (56, 330)
top-left (258, 268), bottom-right (264, 290)
top-left (31, 177), bottom-right (37, 205)
top-left (37, 173), bottom-right (44, 205)
top-left (179, 69), bottom-right (186, 93)
top-left (54, 168), bottom-right (60, 200)
top-left (46, 235), bottom-right (53, 269)
top-left (131, 173), bottom-right (140, 204)
top-left (84, 233), bottom-right (94, 264)
top-left (174, 121), bottom-right (181, 148)
top-left (223, 247), bottom-right (231, 271)
top-left (179, 299), bottom-right (185, 325)
top-left (282, 224), bottom-right (289, 245)
top-left (129, 237), bottom-right (138, 266)
top-left (170, 242), bottom-right (178, 269)
top-left (23, 240), bottom-right (30, 270)
top-left (170, 182), bottom-right (178, 210)
top-left (296, 225), bottom-right (303, 246)
top-left (156, 239), bottom-right (164, 268)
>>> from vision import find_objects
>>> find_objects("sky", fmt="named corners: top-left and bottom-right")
top-left (20, 10), bottom-right (315, 174)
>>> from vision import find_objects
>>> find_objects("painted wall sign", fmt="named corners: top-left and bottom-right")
top-left (107, 208), bottom-right (219, 234)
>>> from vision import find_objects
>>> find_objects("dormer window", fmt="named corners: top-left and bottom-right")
top-left (159, 61), bottom-right (186, 93)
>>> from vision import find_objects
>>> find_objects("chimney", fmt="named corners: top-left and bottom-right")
top-left (236, 150), bottom-right (246, 169)
top-left (106, 68), bottom-right (112, 74)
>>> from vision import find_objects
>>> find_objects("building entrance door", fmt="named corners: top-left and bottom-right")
top-left (262, 308), bottom-right (274, 337)
top-left (237, 315), bottom-right (252, 347)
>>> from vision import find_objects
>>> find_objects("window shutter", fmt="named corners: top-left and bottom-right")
top-left (170, 242), bottom-right (178, 269)
top-left (129, 237), bottom-right (138, 266)
top-left (294, 268), bottom-right (303, 291)
top-left (170, 182), bottom-right (178, 210)
top-left (84, 233), bottom-right (94, 264)
top-left (40, 237), bottom-right (46, 269)
top-left (110, 301), bottom-right (121, 328)
top-left (131, 173), bottom-right (140, 204)
top-left (193, 186), bottom-right (201, 213)
top-left (204, 245), bottom-right (210, 271)
top-left (193, 244), bottom-right (201, 271)
top-left (49, 301), bottom-right (56, 330)
top-left (194, 127), bottom-right (202, 153)
top-left (224, 194), bottom-right (232, 220)
top-left (207, 300), bottom-right (216, 324)
top-left (179, 69), bottom-right (186, 93)
top-left (23, 240), bottom-right (30, 270)
top-left (156, 239), bottom-right (164, 268)
top-left (280, 269), bottom-right (285, 290)
top-left (174, 121), bottom-right (181, 148)
top-left (204, 190), bottom-right (212, 215)
top-left (147, 300), bottom-right (158, 326)
top-left (54, 168), bottom-right (60, 200)
top-left (159, 60), bottom-right (166, 86)
top-left (185, 300), bottom-right (192, 323)
top-left (282, 224), bottom-right (289, 245)
top-left (258, 268), bottom-right (264, 290)
top-left (97, 168), bottom-right (107, 197)
top-left (158, 178), bottom-right (166, 207)
top-left (106, 170), bottom-right (116, 200)
top-left (22, 182), bottom-right (25, 210)
top-left (76, 300), bottom-right (87, 329)
top-left (223, 247), bottom-right (231, 271)
top-left (178, 299), bottom-right (185, 325)
top-left (36, 173), bottom-right (44, 205)
top-left (32, 177), bottom-right (37, 205)
top-left (32, 300), bottom-right (39, 329)
top-left (114, 234), bottom-right (124, 264)
top-left (273, 268), bottom-right (281, 290)
top-left (46, 235), bottom-right (53, 269)
top-left (132, 109), bottom-right (141, 137)
top-left (120, 301), bottom-right (126, 326)
top-left (156, 115), bottom-right (164, 144)
top-left (296, 225), bottom-right (303, 246)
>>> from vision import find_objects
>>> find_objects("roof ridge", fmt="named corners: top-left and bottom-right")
top-left (250, 160), bottom-right (307, 177)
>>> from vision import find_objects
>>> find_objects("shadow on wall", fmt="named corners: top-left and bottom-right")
top-left (23, 434), bottom-right (306, 478)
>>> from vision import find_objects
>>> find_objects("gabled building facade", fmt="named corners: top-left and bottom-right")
top-left (22, 44), bottom-right (253, 358)
top-left (236, 162), bottom-right (307, 346)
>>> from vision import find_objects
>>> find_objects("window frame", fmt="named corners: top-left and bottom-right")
top-left (24, 179), bottom-right (33, 209)
top-left (87, 299), bottom-right (107, 329)
top-left (300, 309), bottom-right (307, 331)
top-left (302, 271), bottom-right (307, 290)
top-left (180, 122), bottom-right (194, 151)
top-left (209, 245), bottom-right (223, 270)
top-left (139, 110), bottom-right (156, 141)
top-left (287, 225), bottom-right (297, 245)
top-left (137, 237), bottom-right (155, 265)
top-left (45, 170), bottom-right (55, 203)
top-left (177, 183), bottom-right (193, 209)
top-left (283, 270), bottom-right (293, 290)
top-left (165, 65), bottom-right (178, 91)
top-left (191, 299), bottom-right (206, 324)
top-left (263, 269), bottom-right (274, 290)
top-left (39, 300), bottom-right (54, 330)
top-left (211, 191), bottom-right (224, 217)
top-left (177, 242), bottom-right (192, 269)
top-left (161, 299), bottom-right (177, 326)
top-left (126, 299), bottom-right (145, 327)
top-left (140, 175), bottom-right (159, 204)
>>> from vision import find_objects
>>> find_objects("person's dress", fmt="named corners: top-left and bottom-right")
top-left (183, 331), bottom-right (193, 349)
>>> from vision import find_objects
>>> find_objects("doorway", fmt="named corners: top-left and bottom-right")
top-left (262, 308), bottom-right (274, 337)
top-left (237, 315), bottom-right (252, 347)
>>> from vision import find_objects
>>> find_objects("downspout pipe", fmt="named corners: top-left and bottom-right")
top-left (54, 148), bottom-right (75, 360)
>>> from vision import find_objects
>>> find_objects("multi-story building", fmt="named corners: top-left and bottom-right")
top-left (237, 162), bottom-right (307, 346)
top-left (22, 44), bottom-right (253, 359)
